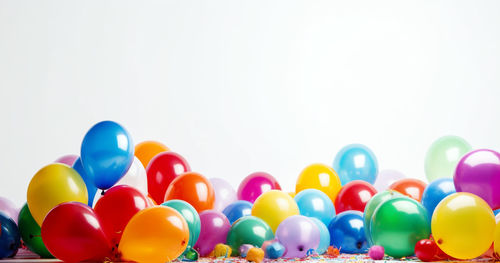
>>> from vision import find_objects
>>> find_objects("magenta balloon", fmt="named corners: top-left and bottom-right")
top-left (0, 197), bottom-right (19, 224)
top-left (194, 210), bottom-right (231, 256)
top-left (210, 178), bottom-right (237, 212)
top-left (237, 172), bottom-right (281, 203)
top-left (54, 154), bottom-right (79, 166)
top-left (276, 215), bottom-right (320, 258)
top-left (454, 149), bottom-right (500, 209)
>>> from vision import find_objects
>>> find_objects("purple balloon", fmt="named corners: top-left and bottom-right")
top-left (210, 178), bottom-right (237, 212)
top-left (194, 210), bottom-right (231, 256)
top-left (0, 197), bottom-right (18, 224)
top-left (276, 215), bottom-right (320, 258)
top-left (373, 169), bottom-right (406, 192)
top-left (455, 149), bottom-right (500, 209)
top-left (237, 172), bottom-right (281, 203)
top-left (54, 154), bottom-right (79, 166)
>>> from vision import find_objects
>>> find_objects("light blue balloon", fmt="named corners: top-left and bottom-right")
top-left (81, 121), bottom-right (134, 190)
top-left (333, 144), bottom-right (378, 185)
top-left (294, 189), bottom-right (335, 226)
top-left (421, 178), bottom-right (455, 222)
top-left (72, 157), bottom-right (98, 206)
top-left (309, 217), bottom-right (330, 255)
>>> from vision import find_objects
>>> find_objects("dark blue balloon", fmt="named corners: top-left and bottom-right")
top-left (72, 157), bottom-right (98, 206)
top-left (328, 210), bottom-right (368, 254)
top-left (81, 121), bottom-right (134, 190)
top-left (0, 212), bottom-right (21, 259)
top-left (421, 178), bottom-right (455, 222)
top-left (222, 200), bottom-right (252, 225)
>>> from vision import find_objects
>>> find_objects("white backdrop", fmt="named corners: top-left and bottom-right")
top-left (1, 0), bottom-right (500, 206)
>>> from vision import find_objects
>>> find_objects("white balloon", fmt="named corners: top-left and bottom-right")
top-left (373, 169), bottom-right (406, 192)
top-left (210, 177), bottom-right (237, 212)
top-left (92, 157), bottom-right (148, 207)
top-left (115, 156), bottom-right (148, 195)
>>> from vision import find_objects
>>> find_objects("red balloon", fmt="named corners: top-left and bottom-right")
top-left (164, 172), bottom-right (215, 213)
top-left (94, 185), bottom-right (148, 246)
top-left (41, 202), bottom-right (112, 262)
top-left (334, 180), bottom-right (377, 213)
top-left (415, 239), bottom-right (438, 262)
top-left (146, 152), bottom-right (190, 204)
top-left (237, 172), bottom-right (281, 203)
top-left (388, 178), bottom-right (427, 201)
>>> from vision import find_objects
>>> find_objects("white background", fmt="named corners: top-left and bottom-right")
top-left (1, 0), bottom-right (500, 206)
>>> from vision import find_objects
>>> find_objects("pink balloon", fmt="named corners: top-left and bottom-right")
top-left (54, 154), bottom-right (79, 166)
top-left (193, 210), bottom-right (231, 256)
top-left (237, 172), bottom-right (281, 203)
top-left (210, 178), bottom-right (237, 212)
top-left (0, 197), bottom-right (19, 224)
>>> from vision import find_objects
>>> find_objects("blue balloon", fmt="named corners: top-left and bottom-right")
top-left (222, 200), bottom-right (252, 225)
top-left (421, 178), bottom-right (455, 222)
top-left (265, 241), bottom-right (285, 259)
top-left (495, 209), bottom-right (500, 216)
top-left (328, 210), bottom-right (368, 254)
top-left (72, 157), bottom-right (98, 206)
top-left (81, 121), bottom-right (134, 190)
top-left (309, 217), bottom-right (330, 255)
top-left (294, 189), bottom-right (335, 226)
top-left (333, 144), bottom-right (378, 185)
top-left (0, 212), bottom-right (20, 259)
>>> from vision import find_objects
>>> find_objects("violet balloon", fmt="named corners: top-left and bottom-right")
top-left (194, 210), bottom-right (231, 256)
top-left (276, 215), bottom-right (320, 258)
top-left (373, 170), bottom-right (405, 192)
top-left (0, 197), bottom-right (18, 224)
top-left (237, 172), bottom-right (281, 203)
top-left (54, 154), bottom-right (78, 166)
top-left (454, 149), bottom-right (500, 209)
top-left (210, 178), bottom-right (237, 212)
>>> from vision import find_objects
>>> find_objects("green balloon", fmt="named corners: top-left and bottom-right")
top-left (363, 190), bottom-right (402, 245)
top-left (161, 200), bottom-right (201, 251)
top-left (370, 197), bottom-right (430, 258)
top-left (226, 216), bottom-right (274, 256)
top-left (424, 135), bottom-right (472, 182)
top-left (18, 203), bottom-right (53, 258)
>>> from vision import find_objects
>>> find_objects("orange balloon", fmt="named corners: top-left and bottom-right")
top-left (389, 178), bottom-right (427, 201)
top-left (135, 141), bottom-right (169, 169)
top-left (119, 206), bottom-right (189, 263)
top-left (164, 172), bottom-right (215, 213)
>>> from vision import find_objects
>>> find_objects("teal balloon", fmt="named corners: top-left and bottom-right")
top-left (309, 217), bottom-right (330, 255)
top-left (226, 216), bottom-right (274, 256)
top-left (333, 144), bottom-right (378, 185)
top-left (363, 190), bottom-right (402, 245)
top-left (161, 200), bottom-right (201, 252)
top-left (370, 197), bottom-right (430, 258)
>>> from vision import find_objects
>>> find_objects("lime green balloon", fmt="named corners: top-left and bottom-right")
top-left (425, 135), bottom-right (472, 182)
top-left (18, 203), bottom-right (53, 258)
top-left (370, 197), bottom-right (430, 258)
top-left (226, 216), bottom-right (274, 256)
top-left (363, 190), bottom-right (402, 245)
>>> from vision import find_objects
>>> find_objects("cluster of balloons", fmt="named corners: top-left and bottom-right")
top-left (3, 125), bottom-right (500, 263)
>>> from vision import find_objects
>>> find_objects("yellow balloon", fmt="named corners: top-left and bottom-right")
top-left (27, 163), bottom-right (88, 225)
top-left (251, 190), bottom-right (299, 233)
top-left (432, 192), bottom-right (495, 260)
top-left (119, 206), bottom-right (189, 263)
top-left (287, 191), bottom-right (296, 198)
top-left (295, 163), bottom-right (341, 203)
top-left (494, 220), bottom-right (500, 257)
